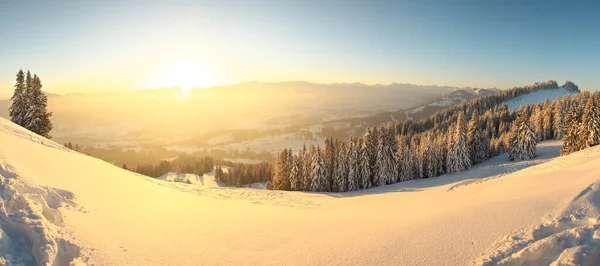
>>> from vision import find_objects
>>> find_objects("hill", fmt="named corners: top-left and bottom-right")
top-left (2, 114), bottom-right (600, 265)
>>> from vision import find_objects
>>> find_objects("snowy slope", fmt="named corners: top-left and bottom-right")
top-left (504, 87), bottom-right (578, 109)
top-left (2, 117), bottom-right (600, 265)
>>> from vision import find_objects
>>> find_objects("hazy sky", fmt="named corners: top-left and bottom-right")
top-left (1, 0), bottom-right (599, 97)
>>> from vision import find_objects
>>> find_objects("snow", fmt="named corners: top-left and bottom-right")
top-left (2, 117), bottom-right (600, 265)
top-left (504, 87), bottom-right (578, 110)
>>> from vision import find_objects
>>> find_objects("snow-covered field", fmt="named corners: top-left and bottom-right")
top-left (2, 116), bottom-right (600, 265)
top-left (505, 87), bottom-right (578, 109)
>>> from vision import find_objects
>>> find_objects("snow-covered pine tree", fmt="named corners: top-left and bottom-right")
top-left (303, 145), bottom-right (314, 190)
top-left (447, 113), bottom-right (471, 173)
top-left (402, 139), bottom-right (415, 181)
top-left (364, 127), bottom-right (379, 185)
top-left (346, 139), bottom-right (359, 191)
top-left (334, 142), bottom-right (348, 192)
top-left (561, 107), bottom-right (581, 156)
top-left (579, 92), bottom-right (600, 149)
top-left (435, 133), bottom-right (447, 176)
top-left (311, 146), bottom-right (327, 192)
top-left (396, 135), bottom-right (406, 182)
top-left (358, 139), bottom-right (372, 189)
top-left (23, 74), bottom-right (53, 138)
top-left (289, 153), bottom-right (300, 191)
top-left (467, 111), bottom-right (487, 165)
top-left (531, 106), bottom-right (544, 142)
top-left (323, 138), bottom-right (336, 191)
top-left (9, 70), bottom-right (27, 127)
top-left (424, 133), bottom-right (436, 178)
top-left (542, 98), bottom-right (554, 140)
top-left (374, 126), bottom-right (387, 186)
top-left (385, 124), bottom-right (399, 184)
top-left (272, 149), bottom-right (288, 190)
top-left (508, 108), bottom-right (537, 161)
top-left (553, 98), bottom-right (566, 139)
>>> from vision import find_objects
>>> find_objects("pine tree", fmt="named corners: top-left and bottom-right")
top-left (467, 111), bottom-right (487, 165)
top-left (446, 113), bottom-right (471, 173)
top-left (323, 138), bottom-right (336, 191)
top-left (302, 145), bottom-right (313, 191)
top-left (311, 147), bottom-right (327, 192)
top-left (334, 142), bottom-right (348, 192)
top-left (561, 107), bottom-right (581, 156)
top-left (289, 153), bottom-right (300, 191)
top-left (553, 98), bottom-right (566, 139)
top-left (272, 149), bottom-right (290, 190)
top-left (347, 139), bottom-right (359, 191)
top-left (542, 98), bottom-right (554, 140)
top-left (374, 126), bottom-right (398, 186)
top-left (9, 70), bottom-right (27, 127)
top-left (396, 135), bottom-right (407, 182)
top-left (23, 74), bottom-right (53, 138)
top-left (364, 127), bottom-right (379, 186)
top-left (358, 139), bottom-right (372, 189)
top-left (509, 108), bottom-right (537, 161)
top-left (579, 92), bottom-right (600, 149)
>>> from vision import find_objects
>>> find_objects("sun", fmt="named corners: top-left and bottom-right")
top-left (144, 59), bottom-right (219, 96)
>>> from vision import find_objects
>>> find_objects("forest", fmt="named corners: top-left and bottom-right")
top-left (267, 81), bottom-right (595, 192)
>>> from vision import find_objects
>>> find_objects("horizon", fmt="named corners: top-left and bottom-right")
top-left (2, 1), bottom-right (600, 98)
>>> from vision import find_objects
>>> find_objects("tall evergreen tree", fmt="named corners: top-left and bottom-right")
top-left (334, 142), bottom-right (348, 192)
top-left (9, 70), bottom-right (27, 127)
top-left (542, 98), bottom-right (554, 140)
top-left (509, 108), bottom-right (537, 161)
top-left (23, 74), bottom-right (52, 138)
top-left (561, 107), bottom-right (581, 156)
top-left (467, 111), bottom-right (487, 165)
top-left (446, 113), bottom-right (471, 173)
top-left (359, 139), bottom-right (372, 189)
top-left (579, 92), bottom-right (600, 149)
top-left (311, 147), bottom-right (327, 192)
top-left (553, 98), bottom-right (566, 139)
top-left (347, 139), bottom-right (359, 191)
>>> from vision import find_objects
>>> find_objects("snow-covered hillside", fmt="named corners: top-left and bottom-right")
top-left (504, 87), bottom-right (578, 109)
top-left (2, 117), bottom-right (600, 265)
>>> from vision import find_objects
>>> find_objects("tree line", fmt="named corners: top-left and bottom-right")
top-left (214, 161), bottom-right (273, 187)
top-left (9, 69), bottom-right (53, 138)
top-left (132, 155), bottom-right (215, 178)
top-left (267, 81), bottom-right (591, 192)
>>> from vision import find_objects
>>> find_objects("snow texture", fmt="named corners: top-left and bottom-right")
top-left (504, 87), bottom-right (577, 110)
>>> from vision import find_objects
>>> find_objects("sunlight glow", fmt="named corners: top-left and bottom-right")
top-left (144, 59), bottom-right (220, 96)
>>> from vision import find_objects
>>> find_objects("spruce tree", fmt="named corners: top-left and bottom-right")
top-left (553, 98), bottom-right (566, 139)
top-left (467, 111), bottom-right (487, 165)
top-left (509, 108), bottom-right (537, 161)
top-left (289, 153), bottom-right (300, 191)
top-left (23, 74), bottom-right (53, 138)
top-left (579, 92), bottom-right (600, 149)
top-left (9, 70), bottom-right (27, 127)
top-left (311, 147), bottom-right (327, 192)
top-left (303, 145), bottom-right (314, 190)
top-left (446, 113), bottom-right (471, 173)
top-left (347, 139), bottom-right (359, 191)
top-left (561, 107), bottom-right (581, 156)
top-left (542, 98), bottom-right (554, 140)
top-left (334, 142), bottom-right (348, 192)
top-left (358, 139), bottom-right (372, 189)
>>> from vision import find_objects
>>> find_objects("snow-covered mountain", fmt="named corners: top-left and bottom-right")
top-left (2, 112), bottom-right (600, 264)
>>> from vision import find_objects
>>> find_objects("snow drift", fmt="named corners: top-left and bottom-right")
top-left (2, 116), bottom-right (600, 265)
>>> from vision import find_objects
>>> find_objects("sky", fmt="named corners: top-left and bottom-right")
top-left (1, 0), bottom-right (600, 97)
